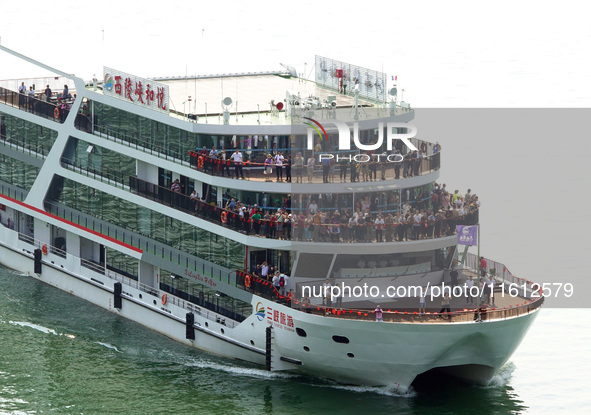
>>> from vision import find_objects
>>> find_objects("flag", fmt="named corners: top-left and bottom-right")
top-left (457, 225), bottom-right (477, 246)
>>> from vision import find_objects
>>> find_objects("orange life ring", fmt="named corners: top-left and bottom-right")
top-left (244, 274), bottom-right (251, 288)
top-left (41, 244), bottom-right (48, 255)
top-left (221, 211), bottom-right (228, 224)
top-left (54, 107), bottom-right (60, 119)
top-left (197, 156), bottom-right (204, 169)
top-left (161, 294), bottom-right (168, 305)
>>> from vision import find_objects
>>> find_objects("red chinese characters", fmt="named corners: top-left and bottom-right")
top-left (157, 86), bottom-right (166, 110)
top-left (124, 77), bottom-right (133, 102)
top-left (134, 81), bottom-right (145, 104)
top-left (146, 84), bottom-right (154, 106)
top-left (114, 76), bottom-right (123, 95)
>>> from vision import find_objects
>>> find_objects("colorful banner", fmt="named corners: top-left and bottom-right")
top-left (457, 225), bottom-right (478, 246)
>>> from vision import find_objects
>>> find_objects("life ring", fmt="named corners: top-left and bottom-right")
top-left (197, 156), bottom-right (204, 169)
top-left (161, 294), bottom-right (167, 305)
top-left (41, 244), bottom-right (48, 255)
top-left (221, 211), bottom-right (228, 224)
top-left (244, 274), bottom-right (251, 288)
top-left (53, 107), bottom-right (60, 119)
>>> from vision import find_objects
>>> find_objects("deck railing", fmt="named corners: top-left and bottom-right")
top-left (188, 150), bottom-right (441, 184)
top-left (235, 261), bottom-right (544, 324)
top-left (128, 175), bottom-right (477, 243)
top-left (0, 86), bottom-right (69, 123)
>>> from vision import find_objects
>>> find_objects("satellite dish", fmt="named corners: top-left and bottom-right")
top-left (276, 102), bottom-right (284, 111)
top-left (222, 96), bottom-right (233, 107)
top-left (389, 87), bottom-right (398, 96)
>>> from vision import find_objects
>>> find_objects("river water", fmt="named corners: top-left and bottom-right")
top-left (1, 0), bottom-right (590, 413)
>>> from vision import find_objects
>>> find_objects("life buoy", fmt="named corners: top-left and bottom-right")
top-left (54, 107), bottom-right (60, 119)
top-left (41, 244), bottom-right (48, 255)
top-left (221, 211), bottom-right (228, 224)
top-left (161, 294), bottom-right (167, 305)
top-left (244, 274), bottom-right (251, 288)
top-left (197, 156), bottom-right (204, 170)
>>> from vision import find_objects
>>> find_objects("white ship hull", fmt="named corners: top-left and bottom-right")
top-left (0, 225), bottom-right (539, 393)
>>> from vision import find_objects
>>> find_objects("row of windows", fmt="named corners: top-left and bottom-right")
top-left (54, 177), bottom-right (244, 270)
top-left (0, 153), bottom-right (40, 191)
top-left (84, 101), bottom-right (411, 166)
top-left (63, 137), bottom-right (136, 185)
top-left (0, 112), bottom-right (58, 156)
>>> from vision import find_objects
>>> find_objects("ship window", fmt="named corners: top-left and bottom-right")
top-left (332, 335), bottom-right (350, 344)
top-left (303, 346), bottom-right (310, 352)
top-left (139, 294), bottom-right (142, 299)
top-left (205, 322), bottom-right (209, 328)
top-left (220, 328), bottom-right (225, 334)
top-left (296, 328), bottom-right (307, 337)
top-left (347, 353), bottom-right (355, 358)
top-left (250, 340), bottom-right (255, 346)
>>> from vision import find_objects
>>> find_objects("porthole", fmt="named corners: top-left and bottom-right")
top-left (332, 335), bottom-right (350, 344)
top-left (139, 294), bottom-right (142, 299)
top-left (250, 340), bottom-right (255, 346)
top-left (303, 346), bottom-right (310, 352)
top-left (205, 322), bottom-right (209, 328)
top-left (296, 327), bottom-right (307, 337)
top-left (153, 300), bottom-right (157, 305)
top-left (347, 353), bottom-right (355, 358)
top-left (221, 328), bottom-right (225, 334)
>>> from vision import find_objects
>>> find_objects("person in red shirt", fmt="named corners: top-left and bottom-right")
top-left (480, 256), bottom-right (487, 279)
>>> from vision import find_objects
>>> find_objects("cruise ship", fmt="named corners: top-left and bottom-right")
top-left (0, 46), bottom-right (542, 393)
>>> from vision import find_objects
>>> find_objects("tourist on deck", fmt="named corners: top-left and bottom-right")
top-left (322, 279), bottom-right (331, 306)
top-left (190, 190), bottom-right (199, 212)
top-left (465, 275), bottom-right (475, 304)
top-left (27, 86), bottom-right (35, 111)
top-left (261, 261), bottom-right (269, 280)
top-left (251, 210), bottom-right (262, 235)
top-left (374, 305), bottom-right (384, 322)
top-left (293, 152), bottom-right (304, 183)
top-left (419, 289), bottom-right (426, 315)
top-left (284, 155), bottom-right (291, 183)
top-left (307, 156), bottom-right (315, 183)
top-left (487, 275), bottom-right (496, 306)
top-left (231, 149), bottom-right (245, 179)
top-left (171, 179), bottom-right (181, 193)
top-left (450, 267), bottom-right (458, 287)
top-left (275, 152), bottom-right (284, 182)
top-left (480, 256), bottom-right (487, 279)
top-left (438, 294), bottom-right (451, 317)
top-left (44, 85), bottom-right (52, 102)
top-left (264, 154), bottom-right (273, 182)
top-left (374, 213), bottom-right (385, 242)
top-left (220, 149), bottom-right (231, 176)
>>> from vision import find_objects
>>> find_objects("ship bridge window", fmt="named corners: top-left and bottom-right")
top-left (332, 335), bottom-right (350, 344)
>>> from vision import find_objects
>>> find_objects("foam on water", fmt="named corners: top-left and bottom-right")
top-left (185, 358), bottom-right (297, 380)
top-left (95, 342), bottom-right (121, 352)
top-left (476, 362), bottom-right (515, 389)
top-left (321, 383), bottom-right (417, 398)
top-left (9, 321), bottom-right (58, 336)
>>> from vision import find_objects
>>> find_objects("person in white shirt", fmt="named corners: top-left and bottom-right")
top-left (230, 149), bottom-right (245, 179)
top-left (307, 156), bottom-right (315, 183)
top-left (465, 275), bottom-right (475, 304)
top-left (275, 152), bottom-right (284, 181)
top-left (308, 200), bottom-right (318, 215)
top-left (487, 276), bottom-right (496, 305)
top-left (322, 279), bottom-right (331, 306)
